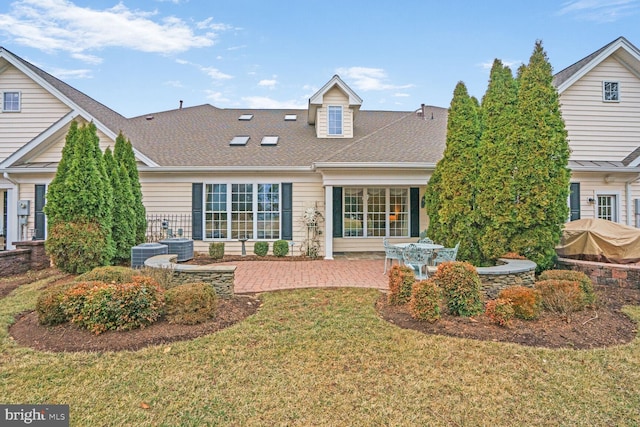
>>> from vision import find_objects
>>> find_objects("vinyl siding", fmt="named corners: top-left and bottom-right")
top-left (315, 87), bottom-right (354, 138)
top-left (31, 122), bottom-right (115, 163)
top-left (560, 56), bottom-right (640, 161)
top-left (0, 64), bottom-right (71, 163)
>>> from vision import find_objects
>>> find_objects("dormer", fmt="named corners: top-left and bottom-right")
top-left (308, 75), bottom-right (362, 138)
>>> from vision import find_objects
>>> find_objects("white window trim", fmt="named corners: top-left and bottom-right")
top-left (342, 187), bottom-right (410, 238)
top-left (2, 91), bottom-right (21, 112)
top-left (602, 81), bottom-right (620, 103)
top-left (328, 105), bottom-right (343, 136)
top-left (595, 191), bottom-right (621, 222)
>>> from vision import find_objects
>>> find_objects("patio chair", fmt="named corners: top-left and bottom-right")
top-left (383, 237), bottom-right (403, 274)
top-left (427, 242), bottom-right (460, 275)
top-left (402, 243), bottom-right (432, 280)
top-left (418, 237), bottom-right (434, 244)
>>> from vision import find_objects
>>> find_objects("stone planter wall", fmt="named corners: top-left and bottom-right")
top-left (0, 241), bottom-right (49, 277)
top-left (476, 258), bottom-right (537, 298)
top-left (556, 257), bottom-right (640, 290)
top-left (144, 254), bottom-right (236, 298)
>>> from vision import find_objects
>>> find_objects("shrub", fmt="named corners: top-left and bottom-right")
top-left (209, 242), bottom-right (225, 259)
top-left (46, 221), bottom-right (112, 274)
top-left (500, 252), bottom-right (526, 260)
top-left (409, 279), bottom-right (442, 322)
top-left (254, 241), bottom-right (269, 257)
top-left (539, 269), bottom-right (596, 306)
top-left (434, 261), bottom-right (484, 317)
top-left (535, 279), bottom-right (585, 319)
top-left (75, 266), bottom-right (137, 284)
top-left (498, 286), bottom-right (542, 320)
top-left (35, 282), bottom-right (75, 325)
top-left (273, 240), bottom-right (289, 257)
top-left (137, 266), bottom-right (176, 290)
top-left (387, 265), bottom-right (416, 305)
top-left (164, 282), bottom-right (218, 325)
top-left (485, 298), bottom-right (515, 327)
top-left (62, 277), bottom-right (164, 334)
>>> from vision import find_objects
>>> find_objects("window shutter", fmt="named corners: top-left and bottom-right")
top-left (333, 187), bottom-right (343, 238)
top-left (192, 183), bottom-right (203, 240)
top-left (34, 184), bottom-right (46, 240)
top-left (570, 183), bottom-right (580, 221)
top-left (410, 187), bottom-right (420, 238)
top-left (281, 183), bottom-right (293, 240)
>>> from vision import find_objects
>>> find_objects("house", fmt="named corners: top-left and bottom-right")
top-left (1, 36), bottom-right (640, 259)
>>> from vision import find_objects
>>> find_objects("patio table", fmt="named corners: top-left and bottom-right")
top-left (394, 242), bottom-right (444, 269)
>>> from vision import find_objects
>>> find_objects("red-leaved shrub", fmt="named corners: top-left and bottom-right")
top-left (388, 265), bottom-right (416, 305)
top-left (485, 298), bottom-right (515, 327)
top-left (498, 286), bottom-right (542, 320)
top-left (409, 279), bottom-right (442, 322)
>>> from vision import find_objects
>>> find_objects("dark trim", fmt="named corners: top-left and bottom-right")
top-left (192, 183), bottom-right (203, 240)
top-left (333, 187), bottom-right (343, 238)
top-left (281, 183), bottom-right (293, 240)
top-left (410, 187), bottom-right (420, 237)
top-left (34, 184), bottom-right (46, 240)
top-left (569, 182), bottom-right (580, 221)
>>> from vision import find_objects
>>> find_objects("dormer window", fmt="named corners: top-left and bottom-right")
top-left (2, 91), bottom-right (20, 112)
top-left (603, 81), bottom-right (619, 102)
top-left (328, 106), bottom-right (343, 135)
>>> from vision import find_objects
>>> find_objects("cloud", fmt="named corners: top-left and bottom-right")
top-left (556, 0), bottom-right (639, 22)
top-left (163, 80), bottom-right (184, 88)
top-left (176, 58), bottom-right (233, 81)
top-left (336, 67), bottom-right (414, 91)
top-left (258, 79), bottom-right (277, 88)
top-left (50, 67), bottom-right (92, 79)
top-left (479, 59), bottom-right (522, 71)
top-left (0, 0), bottom-right (223, 61)
top-left (242, 96), bottom-right (306, 109)
top-left (205, 90), bottom-right (230, 104)
top-left (393, 93), bottom-right (410, 97)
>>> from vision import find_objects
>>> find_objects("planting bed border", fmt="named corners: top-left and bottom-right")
top-left (476, 258), bottom-right (537, 298)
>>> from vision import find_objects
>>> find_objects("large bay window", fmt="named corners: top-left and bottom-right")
top-left (205, 183), bottom-right (280, 239)
top-left (343, 187), bottom-right (409, 237)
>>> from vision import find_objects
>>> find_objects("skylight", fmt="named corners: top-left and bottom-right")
top-left (230, 136), bottom-right (250, 146)
top-left (261, 136), bottom-right (279, 146)
top-left (238, 114), bottom-right (253, 121)
top-left (284, 114), bottom-right (297, 121)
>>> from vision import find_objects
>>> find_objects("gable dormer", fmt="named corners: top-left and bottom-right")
top-left (308, 75), bottom-right (362, 138)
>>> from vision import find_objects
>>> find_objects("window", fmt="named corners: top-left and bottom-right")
top-left (2, 92), bottom-right (20, 112)
top-left (343, 187), bottom-right (409, 237)
top-left (597, 194), bottom-right (618, 221)
top-left (603, 81), bottom-right (619, 102)
top-left (204, 183), bottom-right (280, 240)
top-left (328, 105), bottom-right (343, 135)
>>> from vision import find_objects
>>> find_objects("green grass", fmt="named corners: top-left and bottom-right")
top-left (0, 282), bottom-right (639, 426)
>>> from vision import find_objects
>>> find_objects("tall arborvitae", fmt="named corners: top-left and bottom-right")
top-left (104, 147), bottom-right (136, 263)
top-left (44, 120), bottom-right (79, 224)
top-left (114, 133), bottom-right (146, 244)
top-left (510, 41), bottom-right (571, 270)
top-left (425, 81), bottom-right (481, 264)
top-left (476, 59), bottom-right (519, 262)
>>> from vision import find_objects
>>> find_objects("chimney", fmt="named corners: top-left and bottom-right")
top-left (179, 100), bottom-right (183, 110)
top-left (421, 103), bottom-right (426, 120)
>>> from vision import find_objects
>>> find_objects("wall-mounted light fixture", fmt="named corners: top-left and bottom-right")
top-left (588, 197), bottom-right (595, 204)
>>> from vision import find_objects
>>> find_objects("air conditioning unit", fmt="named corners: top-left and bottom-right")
top-left (159, 238), bottom-right (194, 262)
top-left (130, 242), bottom-right (169, 268)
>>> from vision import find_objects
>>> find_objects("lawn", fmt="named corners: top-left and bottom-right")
top-left (1, 275), bottom-right (639, 426)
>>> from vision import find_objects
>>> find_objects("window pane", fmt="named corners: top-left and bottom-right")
top-left (604, 81), bottom-right (619, 101)
top-left (367, 188), bottom-right (386, 236)
top-left (597, 195), bottom-right (615, 221)
top-left (3, 92), bottom-right (19, 111)
top-left (257, 184), bottom-right (280, 239)
top-left (205, 184), bottom-right (227, 239)
top-left (328, 106), bottom-right (342, 135)
top-left (344, 188), bottom-right (363, 236)
top-left (389, 188), bottom-right (409, 237)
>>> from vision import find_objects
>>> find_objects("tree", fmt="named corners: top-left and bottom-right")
top-left (104, 147), bottom-right (136, 263)
top-left (114, 133), bottom-right (146, 244)
top-left (425, 81), bottom-right (482, 264)
top-left (44, 120), bottom-right (78, 224)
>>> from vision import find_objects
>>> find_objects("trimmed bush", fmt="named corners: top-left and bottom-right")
top-left (75, 266), bottom-right (137, 284)
top-left (498, 286), bottom-right (542, 320)
top-left (485, 298), bottom-right (515, 327)
top-left (209, 242), bottom-right (225, 259)
top-left (137, 266), bottom-right (176, 290)
top-left (35, 282), bottom-right (75, 326)
top-left (535, 279), bottom-right (585, 318)
top-left (273, 240), bottom-right (289, 257)
top-left (409, 279), bottom-right (442, 322)
top-left (388, 265), bottom-right (416, 306)
top-left (164, 282), bottom-right (218, 325)
top-left (254, 241), bottom-right (269, 257)
top-left (46, 221), bottom-right (112, 274)
top-left (539, 269), bottom-right (596, 307)
top-left (434, 261), bottom-right (484, 317)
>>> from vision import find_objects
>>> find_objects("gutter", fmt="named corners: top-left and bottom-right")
top-left (313, 162), bottom-right (437, 170)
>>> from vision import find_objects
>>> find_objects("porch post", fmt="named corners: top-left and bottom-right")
top-left (324, 185), bottom-right (334, 260)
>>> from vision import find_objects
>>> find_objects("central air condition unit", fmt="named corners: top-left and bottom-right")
top-left (130, 242), bottom-right (169, 268)
top-left (159, 238), bottom-right (194, 262)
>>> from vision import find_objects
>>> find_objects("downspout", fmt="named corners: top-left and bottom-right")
top-left (625, 173), bottom-right (640, 227)
top-left (3, 172), bottom-right (19, 249)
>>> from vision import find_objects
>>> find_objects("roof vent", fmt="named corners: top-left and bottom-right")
top-left (261, 136), bottom-right (279, 146)
top-left (145, 115), bottom-right (154, 121)
top-left (284, 114), bottom-right (297, 121)
top-left (239, 114), bottom-right (253, 121)
top-left (230, 136), bottom-right (250, 146)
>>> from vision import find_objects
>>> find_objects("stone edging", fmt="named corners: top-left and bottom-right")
top-left (144, 254), bottom-right (236, 298)
top-left (475, 258), bottom-right (537, 275)
top-left (475, 258), bottom-right (537, 298)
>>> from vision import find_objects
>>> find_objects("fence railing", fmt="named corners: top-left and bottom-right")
top-left (146, 214), bottom-right (192, 242)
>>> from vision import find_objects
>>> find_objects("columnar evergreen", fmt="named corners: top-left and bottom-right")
top-left (44, 120), bottom-right (78, 224)
top-left (114, 133), bottom-right (146, 244)
top-left (104, 147), bottom-right (136, 263)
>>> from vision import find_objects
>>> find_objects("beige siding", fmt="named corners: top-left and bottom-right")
top-left (315, 87), bottom-right (353, 138)
top-left (0, 64), bottom-right (71, 163)
top-left (560, 57), bottom-right (640, 161)
top-left (31, 122), bottom-right (114, 163)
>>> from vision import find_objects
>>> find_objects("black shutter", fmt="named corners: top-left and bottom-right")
top-left (410, 187), bottom-right (420, 238)
top-left (281, 183), bottom-right (293, 240)
top-left (192, 183), bottom-right (203, 240)
top-left (333, 187), bottom-right (343, 238)
top-left (34, 184), bottom-right (46, 240)
top-left (569, 183), bottom-right (580, 221)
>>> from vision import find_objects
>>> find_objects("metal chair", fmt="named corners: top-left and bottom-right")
top-left (402, 243), bottom-right (432, 280)
top-left (418, 237), bottom-right (434, 244)
top-left (427, 242), bottom-right (460, 274)
top-left (382, 238), bottom-right (403, 274)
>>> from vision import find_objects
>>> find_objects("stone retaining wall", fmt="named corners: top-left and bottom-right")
top-left (476, 258), bottom-right (537, 298)
top-left (0, 241), bottom-right (49, 277)
top-left (144, 254), bottom-right (236, 298)
top-left (556, 257), bottom-right (640, 290)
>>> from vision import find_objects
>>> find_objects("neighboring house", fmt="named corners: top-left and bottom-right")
top-left (1, 36), bottom-right (640, 258)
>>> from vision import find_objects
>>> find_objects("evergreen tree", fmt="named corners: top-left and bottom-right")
top-left (425, 82), bottom-right (482, 264)
top-left (115, 133), bottom-right (146, 244)
top-left (44, 120), bottom-right (79, 224)
top-left (104, 147), bottom-right (136, 263)
top-left (509, 41), bottom-right (571, 270)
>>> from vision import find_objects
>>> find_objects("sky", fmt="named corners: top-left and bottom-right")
top-left (1, 0), bottom-right (640, 118)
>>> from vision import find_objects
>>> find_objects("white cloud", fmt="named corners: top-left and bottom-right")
top-left (201, 66), bottom-right (233, 80)
top-left (557, 0), bottom-right (639, 22)
top-left (0, 0), bottom-right (222, 61)
top-left (242, 96), bottom-right (306, 109)
top-left (393, 93), bottom-right (410, 97)
top-left (336, 67), bottom-right (413, 91)
top-left (163, 80), bottom-right (184, 88)
top-left (205, 90), bottom-right (230, 104)
top-left (258, 79), bottom-right (277, 88)
top-left (50, 67), bottom-right (92, 79)
top-left (71, 52), bottom-right (102, 65)
top-left (479, 59), bottom-right (522, 71)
